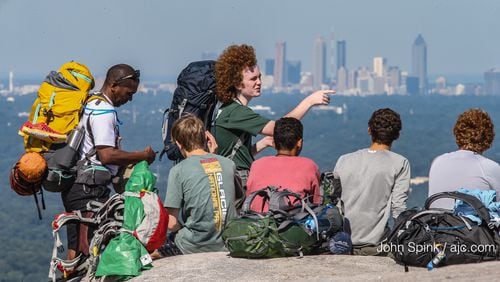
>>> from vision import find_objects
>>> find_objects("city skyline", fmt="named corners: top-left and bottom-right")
top-left (0, 0), bottom-right (499, 79)
top-left (1, 32), bottom-right (495, 96)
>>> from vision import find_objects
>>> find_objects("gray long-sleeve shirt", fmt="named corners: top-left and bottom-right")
top-left (334, 148), bottom-right (410, 246)
top-left (428, 150), bottom-right (500, 209)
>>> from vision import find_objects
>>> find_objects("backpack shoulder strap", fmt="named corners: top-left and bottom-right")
top-left (241, 187), bottom-right (273, 214)
top-left (212, 102), bottom-right (245, 161)
top-left (81, 93), bottom-right (116, 162)
top-left (228, 134), bottom-right (245, 160)
top-left (268, 188), bottom-right (302, 212)
top-left (79, 92), bottom-right (107, 118)
top-left (86, 94), bottom-right (107, 104)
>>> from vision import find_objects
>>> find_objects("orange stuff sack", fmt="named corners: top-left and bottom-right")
top-left (10, 164), bottom-right (41, 196)
top-left (18, 152), bottom-right (47, 183)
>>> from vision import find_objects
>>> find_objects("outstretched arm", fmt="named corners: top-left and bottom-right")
top-left (260, 90), bottom-right (335, 135)
top-left (97, 145), bottom-right (156, 166)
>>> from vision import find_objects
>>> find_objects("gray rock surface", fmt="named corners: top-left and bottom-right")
top-left (132, 252), bottom-right (500, 281)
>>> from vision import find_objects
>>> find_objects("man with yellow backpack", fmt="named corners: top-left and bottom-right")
top-left (12, 61), bottom-right (101, 219)
top-left (14, 62), bottom-right (156, 264)
top-left (62, 64), bottom-right (156, 262)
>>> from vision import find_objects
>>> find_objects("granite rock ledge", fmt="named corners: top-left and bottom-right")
top-left (132, 252), bottom-right (500, 281)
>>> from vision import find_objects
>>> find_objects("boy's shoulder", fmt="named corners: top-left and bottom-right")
top-left (178, 154), bottom-right (235, 169)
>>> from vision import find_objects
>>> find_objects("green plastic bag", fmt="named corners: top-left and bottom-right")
top-left (95, 161), bottom-right (157, 280)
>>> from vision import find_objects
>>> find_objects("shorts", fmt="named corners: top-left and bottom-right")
top-left (61, 183), bottom-right (110, 253)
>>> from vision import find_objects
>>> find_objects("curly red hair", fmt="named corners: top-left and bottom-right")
top-left (215, 44), bottom-right (257, 104)
top-left (453, 108), bottom-right (495, 153)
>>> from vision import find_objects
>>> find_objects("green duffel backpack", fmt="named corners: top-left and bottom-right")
top-left (222, 187), bottom-right (332, 258)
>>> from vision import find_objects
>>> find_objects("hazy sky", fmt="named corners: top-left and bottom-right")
top-left (0, 0), bottom-right (499, 80)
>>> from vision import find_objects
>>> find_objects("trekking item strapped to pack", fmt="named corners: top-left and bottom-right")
top-left (48, 161), bottom-right (168, 281)
top-left (160, 60), bottom-right (217, 161)
top-left (48, 194), bottom-right (124, 282)
top-left (387, 191), bottom-right (500, 269)
top-left (9, 152), bottom-right (47, 219)
top-left (320, 171), bottom-right (343, 207)
top-left (222, 186), bottom-right (345, 258)
top-left (95, 161), bottom-right (168, 279)
top-left (20, 61), bottom-right (95, 153)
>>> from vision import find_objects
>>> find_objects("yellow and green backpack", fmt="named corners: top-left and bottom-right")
top-left (20, 61), bottom-right (95, 153)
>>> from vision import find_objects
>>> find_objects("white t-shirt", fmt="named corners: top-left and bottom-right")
top-left (78, 94), bottom-right (119, 176)
top-left (428, 150), bottom-right (500, 209)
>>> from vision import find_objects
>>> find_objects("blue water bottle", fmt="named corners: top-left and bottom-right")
top-left (303, 217), bottom-right (316, 232)
top-left (427, 244), bottom-right (446, 271)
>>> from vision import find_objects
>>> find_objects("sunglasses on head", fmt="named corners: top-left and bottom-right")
top-left (114, 69), bottom-right (140, 85)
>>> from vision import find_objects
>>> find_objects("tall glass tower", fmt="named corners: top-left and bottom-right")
top-left (273, 41), bottom-right (286, 88)
top-left (313, 36), bottom-right (327, 89)
top-left (412, 34), bottom-right (427, 95)
top-left (484, 68), bottom-right (500, 95)
top-left (336, 40), bottom-right (346, 71)
top-left (329, 29), bottom-right (336, 83)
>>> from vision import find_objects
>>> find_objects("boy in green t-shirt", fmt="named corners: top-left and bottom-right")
top-left (214, 44), bottom-right (335, 189)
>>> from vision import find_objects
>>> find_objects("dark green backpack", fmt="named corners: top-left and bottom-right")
top-left (222, 187), bottom-right (341, 258)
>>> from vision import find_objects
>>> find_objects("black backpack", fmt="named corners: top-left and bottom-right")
top-left (387, 191), bottom-right (500, 268)
top-left (160, 60), bottom-right (217, 161)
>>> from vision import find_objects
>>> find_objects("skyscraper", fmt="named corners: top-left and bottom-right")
top-left (273, 41), bottom-right (286, 88)
top-left (406, 76), bottom-right (419, 96)
top-left (357, 67), bottom-right (373, 95)
top-left (9, 71), bottom-right (14, 92)
top-left (373, 57), bottom-right (386, 77)
top-left (313, 36), bottom-right (327, 89)
top-left (265, 59), bottom-right (275, 76)
top-left (336, 40), bottom-right (346, 70)
top-left (329, 29), bottom-right (336, 83)
top-left (337, 66), bottom-right (348, 93)
top-left (388, 66), bottom-right (401, 88)
top-left (286, 60), bottom-right (301, 85)
top-left (412, 34), bottom-right (427, 95)
top-left (348, 69), bottom-right (357, 90)
top-left (484, 68), bottom-right (500, 95)
top-left (373, 77), bottom-right (386, 94)
top-left (387, 66), bottom-right (401, 94)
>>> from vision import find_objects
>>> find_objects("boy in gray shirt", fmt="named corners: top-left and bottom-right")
top-left (428, 109), bottom-right (500, 209)
top-left (334, 108), bottom-right (410, 255)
